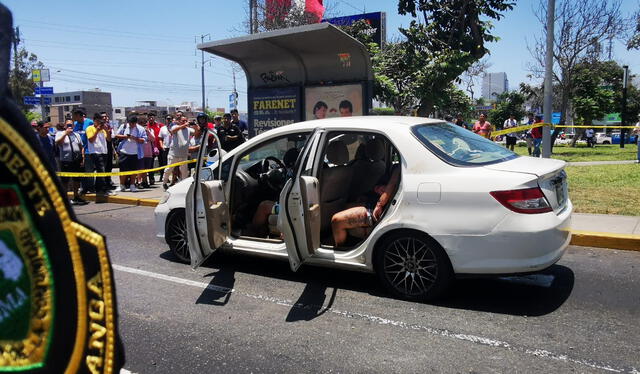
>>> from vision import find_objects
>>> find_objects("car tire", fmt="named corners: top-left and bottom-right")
top-left (165, 209), bottom-right (190, 263)
top-left (603, 141), bottom-right (610, 144)
top-left (374, 231), bottom-right (453, 302)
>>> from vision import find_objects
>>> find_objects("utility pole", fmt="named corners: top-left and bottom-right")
top-left (12, 26), bottom-right (19, 98)
top-left (542, 0), bottom-right (555, 158)
top-left (249, 0), bottom-right (254, 34)
top-left (620, 65), bottom-right (629, 149)
top-left (197, 34), bottom-right (210, 113)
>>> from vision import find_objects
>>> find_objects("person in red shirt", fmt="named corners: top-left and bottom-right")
top-left (472, 113), bottom-right (493, 139)
top-left (531, 115), bottom-right (543, 157)
top-left (146, 112), bottom-right (164, 184)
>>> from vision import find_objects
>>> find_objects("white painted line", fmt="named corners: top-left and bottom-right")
top-left (113, 264), bottom-right (636, 373)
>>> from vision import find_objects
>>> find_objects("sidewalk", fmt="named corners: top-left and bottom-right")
top-left (567, 160), bottom-right (638, 166)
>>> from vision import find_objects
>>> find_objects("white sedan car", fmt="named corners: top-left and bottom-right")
top-left (155, 116), bottom-right (572, 301)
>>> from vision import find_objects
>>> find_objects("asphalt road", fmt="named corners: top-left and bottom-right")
top-left (74, 203), bottom-right (640, 374)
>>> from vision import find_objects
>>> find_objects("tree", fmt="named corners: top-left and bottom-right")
top-left (394, 0), bottom-right (515, 116)
top-left (9, 29), bottom-right (44, 113)
top-left (628, 9), bottom-right (640, 50)
top-left (572, 61), bottom-right (617, 126)
top-left (487, 91), bottom-right (526, 128)
top-left (433, 85), bottom-right (474, 119)
top-left (529, 0), bottom-right (630, 144)
top-left (460, 58), bottom-right (491, 102)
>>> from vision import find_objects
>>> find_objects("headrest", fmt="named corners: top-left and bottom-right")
top-left (354, 143), bottom-right (366, 160)
top-left (283, 147), bottom-right (300, 168)
top-left (365, 138), bottom-right (385, 161)
top-left (325, 140), bottom-right (349, 165)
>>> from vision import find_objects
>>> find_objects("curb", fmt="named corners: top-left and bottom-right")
top-left (70, 194), bottom-right (640, 252)
top-left (68, 193), bottom-right (160, 207)
top-left (570, 230), bottom-right (640, 252)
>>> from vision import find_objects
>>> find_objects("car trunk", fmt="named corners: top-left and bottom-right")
top-left (484, 157), bottom-right (569, 214)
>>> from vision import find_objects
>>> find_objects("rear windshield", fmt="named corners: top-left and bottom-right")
top-left (412, 122), bottom-right (518, 166)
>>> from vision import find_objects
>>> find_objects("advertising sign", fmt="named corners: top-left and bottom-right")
top-left (249, 86), bottom-right (301, 137)
top-left (31, 69), bottom-right (41, 82)
top-left (324, 12), bottom-right (386, 47)
top-left (304, 83), bottom-right (363, 120)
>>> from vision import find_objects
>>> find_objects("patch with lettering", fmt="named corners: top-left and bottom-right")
top-left (0, 107), bottom-right (123, 373)
top-left (0, 186), bottom-right (54, 370)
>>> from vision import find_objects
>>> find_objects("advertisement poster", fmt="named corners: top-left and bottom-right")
top-left (249, 86), bottom-right (301, 137)
top-left (304, 84), bottom-right (363, 120)
top-left (324, 12), bottom-right (386, 47)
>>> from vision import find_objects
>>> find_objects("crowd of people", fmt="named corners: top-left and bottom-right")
top-left (33, 108), bottom-right (248, 205)
top-left (445, 112), bottom-right (546, 157)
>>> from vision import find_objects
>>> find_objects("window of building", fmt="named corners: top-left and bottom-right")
top-left (65, 96), bottom-right (71, 102)
top-left (74, 95), bottom-right (80, 101)
top-left (54, 97), bottom-right (60, 103)
top-left (115, 109), bottom-right (121, 114)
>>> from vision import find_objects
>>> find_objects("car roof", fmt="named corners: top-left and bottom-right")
top-left (255, 116), bottom-right (443, 139)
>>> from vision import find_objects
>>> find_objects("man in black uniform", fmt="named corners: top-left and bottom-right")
top-left (218, 113), bottom-right (244, 152)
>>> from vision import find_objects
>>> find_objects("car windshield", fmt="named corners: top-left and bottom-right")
top-left (412, 122), bottom-right (518, 166)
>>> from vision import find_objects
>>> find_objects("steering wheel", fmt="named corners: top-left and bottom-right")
top-left (261, 156), bottom-right (286, 173)
top-left (259, 156), bottom-right (287, 191)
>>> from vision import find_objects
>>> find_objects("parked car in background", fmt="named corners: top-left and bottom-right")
top-left (595, 132), bottom-right (612, 144)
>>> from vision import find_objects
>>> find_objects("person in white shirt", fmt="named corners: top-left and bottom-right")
top-left (503, 115), bottom-right (518, 151)
top-left (115, 116), bottom-right (147, 192)
top-left (55, 120), bottom-right (87, 205)
top-left (158, 116), bottom-right (172, 183)
top-left (162, 115), bottom-right (192, 190)
top-left (86, 113), bottom-right (115, 195)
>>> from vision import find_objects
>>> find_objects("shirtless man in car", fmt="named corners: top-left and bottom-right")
top-left (331, 166), bottom-right (401, 247)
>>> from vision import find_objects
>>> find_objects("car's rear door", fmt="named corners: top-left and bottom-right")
top-left (186, 128), bottom-right (229, 268)
top-left (281, 129), bottom-right (324, 272)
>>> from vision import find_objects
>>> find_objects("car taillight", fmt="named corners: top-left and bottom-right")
top-left (490, 187), bottom-right (552, 214)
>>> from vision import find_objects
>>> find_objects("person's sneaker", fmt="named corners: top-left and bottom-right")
top-left (117, 185), bottom-right (127, 192)
top-left (130, 184), bottom-right (138, 193)
top-left (162, 183), bottom-right (169, 190)
top-left (73, 197), bottom-right (89, 205)
top-left (141, 181), bottom-right (150, 189)
top-left (108, 184), bottom-right (117, 190)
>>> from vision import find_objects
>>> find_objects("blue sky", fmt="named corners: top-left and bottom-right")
top-left (3, 0), bottom-right (638, 110)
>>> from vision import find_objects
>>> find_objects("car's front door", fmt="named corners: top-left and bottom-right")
top-left (281, 129), bottom-right (324, 272)
top-left (186, 128), bottom-right (229, 268)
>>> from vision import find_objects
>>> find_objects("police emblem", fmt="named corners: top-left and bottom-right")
top-left (0, 5), bottom-right (124, 373)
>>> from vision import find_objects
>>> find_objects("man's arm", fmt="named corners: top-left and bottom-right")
top-left (372, 167), bottom-right (401, 221)
top-left (86, 125), bottom-right (99, 143)
top-left (169, 123), bottom-right (187, 134)
top-left (55, 129), bottom-right (71, 145)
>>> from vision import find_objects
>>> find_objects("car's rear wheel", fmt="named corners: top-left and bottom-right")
top-left (374, 231), bottom-right (453, 301)
top-left (603, 141), bottom-right (610, 144)
top-left (166, 209), bottom-right (190, 263)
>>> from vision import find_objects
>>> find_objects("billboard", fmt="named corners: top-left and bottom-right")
top-left (304, 83), bottom-right (363, 120)
top-left (249, 86), bottom-right (301, 137)
top-left (323, 12), bottom-right (386, 47)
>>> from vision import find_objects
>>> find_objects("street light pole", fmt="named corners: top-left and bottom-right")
top-left (621, 65), bottom-right (629, 149)
top-left (198, 34), bottom-right (210, 113)
top-left (542, 0), bottom-right (555, 158)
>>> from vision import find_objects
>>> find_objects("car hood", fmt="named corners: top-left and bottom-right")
top-left (483, 156), bottom-right (566, 177)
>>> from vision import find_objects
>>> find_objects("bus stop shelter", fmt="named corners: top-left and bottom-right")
top-left (198, 23), bottom-right (373, 136)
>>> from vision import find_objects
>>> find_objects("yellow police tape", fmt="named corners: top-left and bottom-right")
top-left (491, 123), bottom-right (638, 138)
top-left (57, 158), bottom-right (198, 177)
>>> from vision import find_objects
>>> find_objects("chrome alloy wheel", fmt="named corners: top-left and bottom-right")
top-left (166, 210), bottom-right (190, 263)
top-left (382, 236), bottom-right (438, 297)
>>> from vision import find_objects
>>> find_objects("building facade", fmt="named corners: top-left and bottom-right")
top-left (481, 72), bottom-right (509, 100)
top-left (48, 89), bottom-right (112, 124)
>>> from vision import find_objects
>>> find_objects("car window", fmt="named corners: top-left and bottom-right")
top-left (237, 132), bottom-right (310, 167)
top-left (412, 122), bottom-right (518, 166)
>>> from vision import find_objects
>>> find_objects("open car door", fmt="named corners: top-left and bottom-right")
top-left (280, 129), bottom-right (324, 272)
top-left (186, 128), bottom-right (229, 268)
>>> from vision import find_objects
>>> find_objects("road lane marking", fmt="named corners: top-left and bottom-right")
top-left (112, 264), bottom-right (637, 373)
